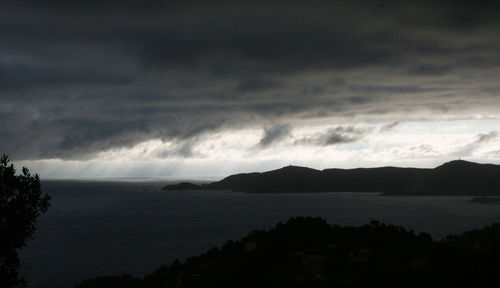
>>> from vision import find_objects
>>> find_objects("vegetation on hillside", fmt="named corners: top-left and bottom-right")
top-left (75, 217), bottom-right (500, 288)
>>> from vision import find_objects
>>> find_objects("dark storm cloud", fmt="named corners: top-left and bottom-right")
top-left (257, 124), bottom-right (292, 148)
top-left (322, 127), bottom-right (367, 145)
top-left (452, 131), bottom-right (499, 157)
top-left (380, 121), bottom-right (400, 133)
top-left (476, 131), bottom-right (498, 143)
top-left (155, 140), bottom-right (201, 159)
top-left (1, 0), bottom-right (500, 160)
top-left (296, 126), bottom-right (368, 146)
top-left (236, 79), bottom-right (281, 93)
top-left (54, 118), bottom-right (148, 151)
top-left (0, 61), bottom-right (134, 90)
top-left (349, 85), bottom-right (445, 94)
top-left (409, 64), bottom-right (453, 76)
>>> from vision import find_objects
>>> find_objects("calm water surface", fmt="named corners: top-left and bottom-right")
top-left (20, 180), bottom-right (500, 288)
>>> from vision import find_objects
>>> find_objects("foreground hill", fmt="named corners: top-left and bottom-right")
top-left (163, 160), bottom-right (500, 195)
top-left (75, 217), bottom-right (500, 288)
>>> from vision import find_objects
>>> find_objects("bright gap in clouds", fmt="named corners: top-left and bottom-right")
top-left (19, 118), bottom-right (500, 179)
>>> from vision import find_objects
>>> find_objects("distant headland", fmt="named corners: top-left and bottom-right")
top-left (163, 160), bottom-right (500, 195)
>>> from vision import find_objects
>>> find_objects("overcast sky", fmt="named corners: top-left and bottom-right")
top-left (2, 0), bottom-right (500, 178)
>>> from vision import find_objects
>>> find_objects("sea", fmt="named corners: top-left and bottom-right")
top-left (19, 179), bottom-right (500, 288)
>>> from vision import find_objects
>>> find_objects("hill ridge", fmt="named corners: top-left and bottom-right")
top-left (163, 160), bottom-right (500, 195)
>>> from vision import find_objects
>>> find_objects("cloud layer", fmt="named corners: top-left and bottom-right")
top-left (258, 124), bottom-right (292, 148)
top-left (1, 1), bottom-right (500, 162)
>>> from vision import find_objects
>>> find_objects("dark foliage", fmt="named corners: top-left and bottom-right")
top-left (163, 160), bottom-right (500, 195)
top-left (0, 155), bottom-right (50, 287)
top-left (75, 217), bottom-right (500, 288)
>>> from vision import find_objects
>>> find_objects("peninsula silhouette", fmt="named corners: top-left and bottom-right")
top-left (163, 160), bottom-right (500, 195)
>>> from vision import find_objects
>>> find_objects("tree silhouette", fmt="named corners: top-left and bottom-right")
top-left (0, 155), bottom-right (50, 287)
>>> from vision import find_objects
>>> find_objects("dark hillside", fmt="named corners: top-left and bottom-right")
top-left (163, 160), bottom-right (500, 195)
top-left (75, 217), bottom-right (500, 288)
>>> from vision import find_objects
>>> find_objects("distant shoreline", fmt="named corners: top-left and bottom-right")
top-left (163, 160), bottom-right (500, 196)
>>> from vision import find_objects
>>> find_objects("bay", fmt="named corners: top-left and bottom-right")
top-left (20, 180), bottom-right (500, 288)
